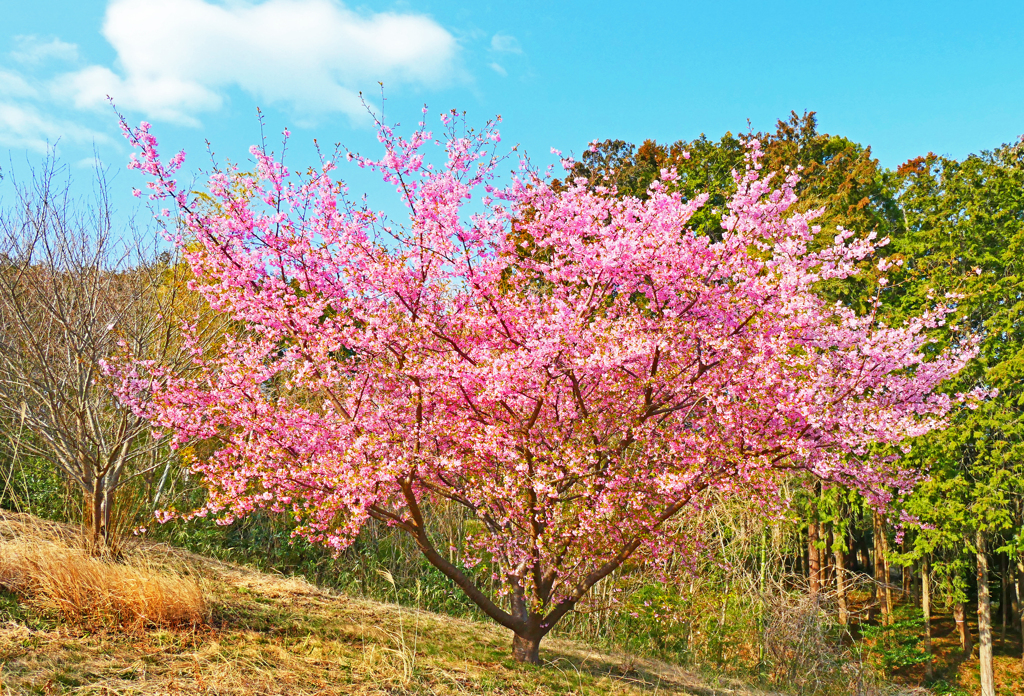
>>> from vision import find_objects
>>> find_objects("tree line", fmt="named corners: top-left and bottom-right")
top-left (563, 112), bottom-right (1023, 692)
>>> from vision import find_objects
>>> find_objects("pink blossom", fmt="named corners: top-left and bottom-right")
top-left (110, 109), bottom-right (978, 649)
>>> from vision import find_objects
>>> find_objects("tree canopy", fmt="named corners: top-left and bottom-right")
top-left (110, 112), bottom-right (977, 663)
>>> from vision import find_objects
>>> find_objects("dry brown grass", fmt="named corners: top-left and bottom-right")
top-left (0, 513), bottom-right (786, 695)
top-left (0, 514), bottom-right (207, 629)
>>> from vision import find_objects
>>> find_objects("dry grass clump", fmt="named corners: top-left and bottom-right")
top-left (0, 533), bottom-right (207, 629)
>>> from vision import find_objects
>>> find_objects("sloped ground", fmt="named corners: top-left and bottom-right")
top-left (902, 613), bottom-right (1024, 695)
top-left (0, 513), bottom-right (778, 696)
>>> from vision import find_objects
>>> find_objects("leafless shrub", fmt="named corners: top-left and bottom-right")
top-left (0, 155), bottom-right (212, 553)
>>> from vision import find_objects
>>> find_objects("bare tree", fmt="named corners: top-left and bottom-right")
top-left (0, 155), bottom-right (203, 553)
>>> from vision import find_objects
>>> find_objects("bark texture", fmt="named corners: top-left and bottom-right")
top-left (977, 531), bottom-right (994, 696)
top-left (953, 602), bottom-right (972, 653)
top-left (808, 518), bottom-right (821, 596)
top-left (922, 556), bottom-right (933, 680)
top-left (1018, 559), bottom-right (1024, 668)
top-left (873, 512), bottom-right (889, 625)
top-left (512, 633), bottom-right (541, 665)
top-left (835, 546), bottom-right (849, 625)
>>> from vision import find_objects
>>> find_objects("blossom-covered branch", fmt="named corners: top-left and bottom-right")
top-left (109, 111), bottom-right (976, 663)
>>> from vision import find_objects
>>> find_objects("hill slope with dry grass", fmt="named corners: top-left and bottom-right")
top-left (0, 513), bottom-right (783, 696)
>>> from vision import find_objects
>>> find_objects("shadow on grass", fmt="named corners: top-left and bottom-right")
top-left (539, 642), bottom-right (766, 696)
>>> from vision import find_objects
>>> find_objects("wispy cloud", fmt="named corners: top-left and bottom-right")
top-left (0, 39), bottom-right (104, 153)
top-left (10, 35), bottom-right (80, 65)
top-left (488, 62), bottom-right (507, 77)
top-left (56, 0), bottom-right (460, 126)
top-left (490, 33), bottom-right (522, 54)
top-left (0, 69), bottom-right (39, 99)
top-left (0, 101), bottom-right (107, 153)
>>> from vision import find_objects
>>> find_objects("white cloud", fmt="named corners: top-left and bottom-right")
top-left (490, 33), bottom-right (521, 54)
top-left (75, 156), bottom-right (105, 170)
top-left (0, 47), bottom-right (107, 154)
top-left (10, 36), bottom-right (80, 65)
top-left (0, 69), bottom-right (39, 99)
top-left (0, 102), bottom-right (108, 153)
top-left (488, 62), bottom-right (507, 77)
top-left (58, 0), bottom-right (460, 125)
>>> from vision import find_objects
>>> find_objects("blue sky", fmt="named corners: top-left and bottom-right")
top-left (2, 0), bottom-right (1022, 219)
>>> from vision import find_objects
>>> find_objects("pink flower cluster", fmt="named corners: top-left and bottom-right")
top-left (111, 112), bottom-right (974, 619)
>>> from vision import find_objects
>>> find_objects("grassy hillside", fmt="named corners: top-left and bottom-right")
top-left (0, 513), bottom-right (777, 696)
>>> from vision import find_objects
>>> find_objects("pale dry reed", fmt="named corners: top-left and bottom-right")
top-left (0, 515), bottom-right (207, 628)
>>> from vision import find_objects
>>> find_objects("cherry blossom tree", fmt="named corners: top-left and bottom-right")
top-left (110, 111), bottom-right (976, 663)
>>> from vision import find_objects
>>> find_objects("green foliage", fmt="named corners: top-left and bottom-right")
top-left (860, 606), bottom-right (930, 672)
top-left (928, 680), bottom-right (971, 696)
top-left (153, 507), bottom-right (489, 619)
top-left (565, 112), bottom-right (898, 314)
top-left (0, 452), bottom-right (79, 524)
top-left (888, 137), bottom-right (1024, 597)
top-left (617, 583), bottom-right (696, 658)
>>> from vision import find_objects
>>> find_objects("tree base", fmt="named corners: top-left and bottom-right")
top-left (512, 633), bottom-right (541, 664)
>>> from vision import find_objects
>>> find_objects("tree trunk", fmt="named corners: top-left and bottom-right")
top-left (808, 518), bottom-right (821, 597)
top-left (796, 529), bottom-right (804, 576)
top-left (824, 524), bottom-right (834, 588)
top-left (1000, 553), bottom-right (1008, 646)
top-left (954, 602), bottom-right (972, 653)
top-left (902, 540), bottom-right (911, 599)
top-left (1018, 559), bottom-right (1024, 669)
top-left (512, 632), bottom-right (541, 664)
top-left (977, 530), bottom-right (995, 696)
top-left (509, 585), bottom-right (544, 664)
top-left (859, 530), bottom-right (872, 573)
top-left (911, 561), bottom-right (920, 608)
top-left (85, 485), bottom-right (104, 554)
top-left (101, 485), bottom-right (116, 550)
top-left (884, 559), bottom-right (893, 624)
top-left (922, 556), bottom-right (933, 680)
top-left (873, 512), bottom-right (889, 625)
top-left (835, 545), bottom-right (849, 625)
top-left (881, 531), bottom-right (893, 624)
top-left (1012, 561), bottom-right (1020, 621)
